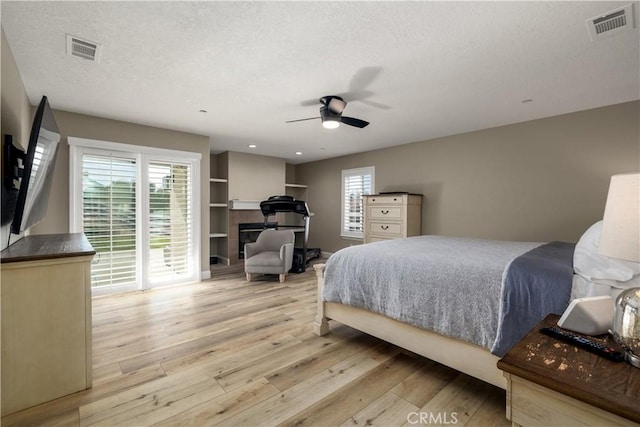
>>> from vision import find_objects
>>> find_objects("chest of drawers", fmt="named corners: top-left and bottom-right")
top-left (363, 194), bottom-right (422, 243)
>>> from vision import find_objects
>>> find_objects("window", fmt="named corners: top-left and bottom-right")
top-left (341, 166), bottom-right (374, 239)
top-left (69, 138), bottom-right (201, 295)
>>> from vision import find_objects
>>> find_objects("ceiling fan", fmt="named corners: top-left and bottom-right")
top-left (286, 96), bottom-right (369, 129)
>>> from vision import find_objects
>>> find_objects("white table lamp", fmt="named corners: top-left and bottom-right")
top-left (599, 173), bottom-right (640, 368)
top-left (598, 173), bottom-right (640, 262)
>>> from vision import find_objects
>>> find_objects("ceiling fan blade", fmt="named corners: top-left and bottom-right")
top-left (349, 66), bottom-right (383, 92)
top-left (358, 99), bottom-right (392, 110)
top-left (299, 98), bottom-right (320, 107)
top-left (285, 117), bottom-right (320, 123)
top-left (341, 116), bottom-right (369, 128)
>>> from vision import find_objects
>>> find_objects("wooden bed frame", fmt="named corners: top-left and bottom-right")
top-left (313, 263), bottom-right (506, 389)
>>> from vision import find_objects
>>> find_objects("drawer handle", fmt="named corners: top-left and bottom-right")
top-left (381, 210), bottom-right (390, 215)
top-left (381, 225), bottom-right (389, 230)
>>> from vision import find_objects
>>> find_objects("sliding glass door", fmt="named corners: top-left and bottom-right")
top-left (70, 139), bottom-right (201, 295)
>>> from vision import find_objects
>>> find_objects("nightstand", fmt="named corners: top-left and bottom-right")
top-left (497, 314), bottom-right (640, 427)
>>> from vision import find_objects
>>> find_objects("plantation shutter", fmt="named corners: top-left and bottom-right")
top-left (82, 154), bottom-right (137, 288)
top-left (147, 161), bottom-right (193, 283)
top-left (341, 167), bottom-right (374, 238)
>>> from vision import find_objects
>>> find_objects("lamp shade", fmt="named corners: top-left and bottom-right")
top-left (598, 173), bottom-right (640, 262)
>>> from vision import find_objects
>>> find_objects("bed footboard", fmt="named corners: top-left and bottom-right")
top-left (313, 263), bottom-right (330, 336)
top-left (312, 262), bottom-right (505, 389)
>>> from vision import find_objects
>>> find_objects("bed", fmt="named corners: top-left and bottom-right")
top-left (313, 235), bottom-right (577, 389)
top-left (314, 221), bottom-right (640, 389)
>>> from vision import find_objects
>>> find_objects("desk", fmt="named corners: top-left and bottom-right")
top-left (498, 314), bottom-right (640, 426)
top-left (1, 233), bottom-right (95, 415)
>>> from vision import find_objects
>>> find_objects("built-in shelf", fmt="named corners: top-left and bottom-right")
top-left (229, 200), bottom-right (261, 210)
top-left (210, 176), bottom-right (229, 264)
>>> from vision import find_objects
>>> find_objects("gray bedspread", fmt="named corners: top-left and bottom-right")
top-left (322, 236), bottom-right (554, 355)
top-left (491, 241), bottom-right (575, 355)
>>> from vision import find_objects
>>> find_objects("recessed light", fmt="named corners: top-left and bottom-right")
top-left (295, 151), bottom-right (303, 155)
top-left (248, 144), bottom-right (257, 148)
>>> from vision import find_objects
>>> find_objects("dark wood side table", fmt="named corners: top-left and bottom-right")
top-left (498, 314), bottom-right (640, 427)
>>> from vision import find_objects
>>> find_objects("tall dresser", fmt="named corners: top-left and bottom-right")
top-left (1, 233), bottom-right (95, 415)
top-left (363, 193), bottom-right (423, 243)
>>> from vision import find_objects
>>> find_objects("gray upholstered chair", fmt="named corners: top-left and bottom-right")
top-left (244, 229), bottom-right (295, 283)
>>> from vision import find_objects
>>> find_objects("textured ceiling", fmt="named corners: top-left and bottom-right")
top-left (2, 1), bottom-right (639, 164)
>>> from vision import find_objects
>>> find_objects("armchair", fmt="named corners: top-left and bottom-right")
top-left (244, 229), bottom-right (295, 283)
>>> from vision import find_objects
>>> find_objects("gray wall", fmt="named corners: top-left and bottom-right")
top-left (227, 151), bottom-right (285, 201)
top-left (1, 29), bottom-right (30, 149)
top-left (296, 101), bottom-right (640, 254)
top-left (1, 29), bottom-right (32, 248)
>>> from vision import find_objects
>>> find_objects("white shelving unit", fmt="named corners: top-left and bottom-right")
top-left (210, 178), bottom-right (228, 264)
top-left (285, 183), bottom-right (307, 199)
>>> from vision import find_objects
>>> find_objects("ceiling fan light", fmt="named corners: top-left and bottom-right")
top-left (322, 119), bottom-right (340, 129)
top-left (320, 105), bottom-right (341, 129)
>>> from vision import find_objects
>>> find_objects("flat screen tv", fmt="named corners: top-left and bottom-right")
top-left (10, 95), bottom-right (60, 235)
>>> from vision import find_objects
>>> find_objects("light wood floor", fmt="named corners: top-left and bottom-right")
top-left (2, 262), bottom-right (510, 427)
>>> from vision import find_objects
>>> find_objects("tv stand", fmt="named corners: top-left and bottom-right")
top-left (1, 233), bottom-right (95, 415)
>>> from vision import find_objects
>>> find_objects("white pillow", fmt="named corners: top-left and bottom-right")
top-left (573, 221), bottom-right (640, 285)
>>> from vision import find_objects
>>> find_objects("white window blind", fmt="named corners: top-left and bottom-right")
top-left (147, 161), bottom-right (193, 283)
top-left (82, 154), bottom-right (137, 289)
top-left (341, 166), bottom-right (374, 238)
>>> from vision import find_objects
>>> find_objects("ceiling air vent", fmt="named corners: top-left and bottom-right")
top-left (66, 34), bottom-right (101, 62)
top-left (586, 4), bottom-right (635, 41)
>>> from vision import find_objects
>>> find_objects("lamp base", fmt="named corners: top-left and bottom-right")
top-left (613, 287), bottom-right (640, 369)
top-left (626, 351), bottom-right (640, 368)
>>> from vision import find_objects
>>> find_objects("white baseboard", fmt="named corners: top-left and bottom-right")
top-left (201, 270), bottom-right (211, 280)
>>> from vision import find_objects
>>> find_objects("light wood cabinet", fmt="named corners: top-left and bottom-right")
top-left (1, 233), bottom-right (95, 415)
top-left (363, 194), bottom-right (422, 243)
top-left (503, 375), bottom-right (638, 426)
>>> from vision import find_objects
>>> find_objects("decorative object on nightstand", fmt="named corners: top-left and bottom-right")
top-left (598, 173), bottom-right (640, 368)
top-left (613, 288), bottom-right (640, 368)
top-left (557, 295), bottom-right (615, 335)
